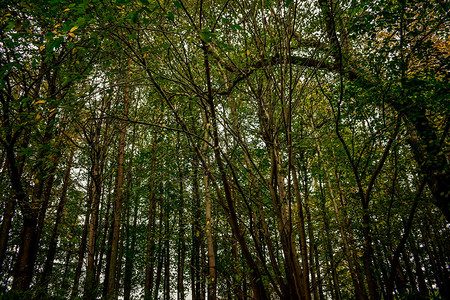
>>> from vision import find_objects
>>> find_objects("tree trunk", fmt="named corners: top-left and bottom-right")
top-left (145, 129), bottom-right (158, 300)
top-left (177, 163), bottom-right (186, 300)
top-left (123, 127), bottom-right (136, 300)
top-left (202, 47), bottom-right (269, 298)
top-left (84, 162), bottom-right (103, 300)
top-left (0, 191), bottom-right (16, 269)
top-left (71, 210), bottom-right (90, 299)
top-left (164, 218), bottom-right (170, 300)
top-left (153, 205), bottom-right (164, 300)
top-left (12, 214), bottom-right (38, 290)
top-left (191, 158), bottom-right (202, 300)
top-left (106, 66), bottom-right (129, 300)
top-left (199, 103), bottom-right (216, 300)
top-left (40, 151), bottom-right (73, 288)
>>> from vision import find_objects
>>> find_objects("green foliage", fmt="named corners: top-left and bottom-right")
top-left (0, 0), bottom-right (448, 299)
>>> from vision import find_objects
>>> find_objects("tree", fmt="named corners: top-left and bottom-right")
top-left (0, 0), bottom-right (448, 299)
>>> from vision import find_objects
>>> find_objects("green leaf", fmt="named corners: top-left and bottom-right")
top-left (166, 12), bottom-right (174, 21)
top-left (173, 1), bottom-right (182, 8)
top-left (200, 29), bottom-right (215, 42)
top-left (230, 24), bottom-right (242, 31)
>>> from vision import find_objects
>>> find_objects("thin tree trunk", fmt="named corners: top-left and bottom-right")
top-left (71, 209), bottom-right (90, 299)
top-left (177, 163), bottom-right (186, 300)
top-left (191, 157), bottom-right (202, 300)
top-left (153, 206), bottom-right (164, 300)
top-left (318, 178), bottom-right (340, 300)
top-left (40, 150), bottom-right (74, 288)
top-left (0, 189), bottom-right (16, 269)
top-left (199, 106), bottom-right (216, 300)
top-left (202, 57), bottom-right (269, 298)
top-left (164, 214), bottom-right (170, 300)
top-left (84, 160), bottom-right (103, 300)
top-left (99, 183), bottom-right (113, 296)
top-left (123, 196), bottom-right (138, 300)
top-left (123, 125), bottom-right (136, 300)
top-left (145, 128), bottom-right (158, 300)
top-left (106, 65), bottom-right (129, 300)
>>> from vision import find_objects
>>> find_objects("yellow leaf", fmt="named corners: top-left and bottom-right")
top-left (33, 100), bottom-right (46, 105)
top-left (54, 24), bottom-right (60, 28)
top-left (36, 113), bottom-right (41, 120)
top-left (39, 45), bottom-right (45, 51)
top-left (69, 26), bottom-right (78, 33)
top-left (72, 48), bottom-right (77, 54)
top-left (196, 231), bottom-right (200, 237)
top-left (246, 49), bottom-right (250, 55)
top-left (143, 53), bottom-right (147, 59)
top-left (63, 8), bottom-right (70, 12)
top-left (69, 32), bottom-right (75, 38)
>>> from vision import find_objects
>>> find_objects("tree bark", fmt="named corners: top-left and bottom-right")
top-left (144, 128), bottom-right (158, 300)
top-left (177, 162), bottom-right (186, 300)
top-left (106, 64), bottom-right (129, 300)
top-left (40, 151), bottom-right (73, 288)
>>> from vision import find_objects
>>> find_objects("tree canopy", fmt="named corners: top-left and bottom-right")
top-left (0, 0), bottom-right (449, 299)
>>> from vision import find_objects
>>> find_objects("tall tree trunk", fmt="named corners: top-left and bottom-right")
top-left (40, 152), bottom-right (72, 288)
top-left (201, 43), bottom-right (269, 299)
top-left (177, 163), bottom-right (186, 300)
top-left (0, 135), bottom-right (26, 269)
top-left (0, 187), bottom-right (16, 269)
top-left (145, 128), bottom-right (158, 300)
top-left (164, 213), bottom-right (170, 300)
top-left (84, 159), bottom-right (103, 300)
top-left (199, 105), bottom-right (216, 300)
top-left (123, 126), bottom-right (136, 300)
top-left (71, 208), bottom-right (90, 299)
top-left (84, 96), bottom-right (110, 299)
top-left (123, 199), bottom-right (138, 300)
top-left (12, 213), bottom-right (38, 290)
top-left (12, 156), bottom-right (56, 290)
top-left (106, 65), bottom-right (129, 300)
top-left (10, 126), bottom-right (57, 290)
top-left (318, 178), bottom-right (340, 300)
top-left (191, 158), bottom-right (202, 300)
top-left (99, 183), bottom-right (113, 297)
top-left (153, 205), bottom-right (164, 300)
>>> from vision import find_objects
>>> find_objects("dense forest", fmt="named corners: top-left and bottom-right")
top-left (0, 0), bottom-right (449, 299)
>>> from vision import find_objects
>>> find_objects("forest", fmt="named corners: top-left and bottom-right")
top-left (0, 0), bottom-right (449, 299)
